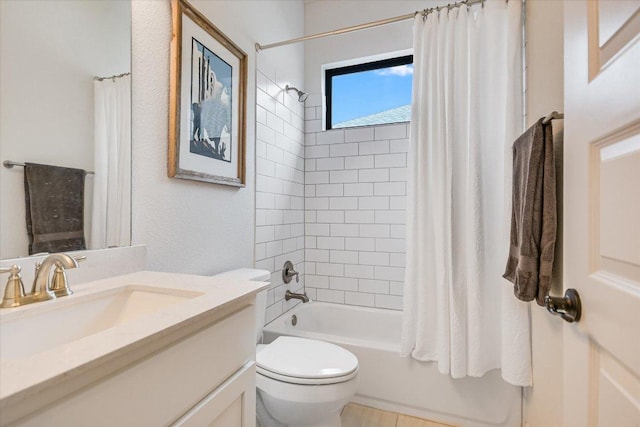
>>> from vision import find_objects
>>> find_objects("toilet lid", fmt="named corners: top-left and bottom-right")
top-left (256, 337), bottom-right (358, 381)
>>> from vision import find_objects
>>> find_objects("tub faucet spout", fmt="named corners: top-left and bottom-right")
top-left (285, 290), bottom-right (309, 303)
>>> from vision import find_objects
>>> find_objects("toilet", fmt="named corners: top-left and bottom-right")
top-left (214, 268), bottom-right (359, 427)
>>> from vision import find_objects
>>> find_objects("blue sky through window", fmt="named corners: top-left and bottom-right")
top-left (331, 63), bottom-right (413, 127)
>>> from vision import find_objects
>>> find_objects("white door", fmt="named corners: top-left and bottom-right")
top-left (564, 1), bottom-right (640, 426)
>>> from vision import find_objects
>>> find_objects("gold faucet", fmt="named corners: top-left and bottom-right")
top-left (0, 265), bottom-right (26, 308)
top-left (0, 253), bottom-right (83, 308)
top-left (31, 253), bottom-right (80, 301)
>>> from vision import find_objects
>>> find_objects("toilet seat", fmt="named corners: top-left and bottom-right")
top-left (256, 336), bottom-right (359, 385)
top-left (257, 365), bottom-right (358, 385)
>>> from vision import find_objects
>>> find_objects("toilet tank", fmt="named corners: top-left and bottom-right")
top-left (212, 268), bottom-right (270, 343)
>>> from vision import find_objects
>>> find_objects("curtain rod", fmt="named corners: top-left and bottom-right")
top-left (255, 0), bottom-right (485, 51)
top-left (3, 160), bottom-right (95, 175)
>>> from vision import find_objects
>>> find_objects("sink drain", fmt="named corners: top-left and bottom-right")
top-left (291, 314), bottom-right (297, 326)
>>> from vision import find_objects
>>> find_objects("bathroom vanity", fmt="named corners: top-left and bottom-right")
top-left (0, 271), bottom-right (267, 426)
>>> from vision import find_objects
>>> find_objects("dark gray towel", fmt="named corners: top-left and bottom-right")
top-left (503, 118), bottom-right (557, 305)
top-left (24, 163), bottom-right (87, 255)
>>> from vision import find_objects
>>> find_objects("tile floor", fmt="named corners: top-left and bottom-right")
top-left (341, 403), bottom-right (454, 427)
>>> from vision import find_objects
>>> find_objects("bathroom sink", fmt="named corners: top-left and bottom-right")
top-left (0, 270), bottom-right (269, 425)
top-left (0, 285), bottom-right (202, 360)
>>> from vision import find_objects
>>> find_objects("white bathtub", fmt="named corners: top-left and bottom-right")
top-left (263, 302), bottom-right (521, 427)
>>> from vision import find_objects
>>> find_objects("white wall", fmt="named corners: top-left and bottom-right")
top-left (0, 0), bottom-right (130, 259)
top-left (524, 2), bottom-right (565, 426)
top-left (131, 0), bottom-right (304, 274)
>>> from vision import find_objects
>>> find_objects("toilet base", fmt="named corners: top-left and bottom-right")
top-left (256, 392), bottom-right (286, 427)
top-left (256, 372), bottom-right (356, 427)
top-left (257, 393), bottom-right (342, 427)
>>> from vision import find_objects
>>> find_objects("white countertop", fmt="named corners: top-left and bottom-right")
top-left (0, 271), bottom-right (268, 411)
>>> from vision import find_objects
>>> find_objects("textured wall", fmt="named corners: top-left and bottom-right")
top-left (131, 0), bottom-right (303, 275)
top-left (255, 59), bottom-right (306, 323)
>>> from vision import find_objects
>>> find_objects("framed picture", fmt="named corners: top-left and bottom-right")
top-left (169, 0), bottom-right (247, 186)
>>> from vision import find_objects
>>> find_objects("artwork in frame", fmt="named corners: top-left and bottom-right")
top-left (169, 0), bottom-right (247, 186)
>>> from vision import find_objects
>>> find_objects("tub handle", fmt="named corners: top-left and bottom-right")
top-left (282, 260), bottom-right (299, 284)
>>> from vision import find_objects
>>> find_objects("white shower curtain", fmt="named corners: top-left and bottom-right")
top-left (401, 0), bottom-right (532, 386)
top-left (90, 75), bottom-right (131, 249)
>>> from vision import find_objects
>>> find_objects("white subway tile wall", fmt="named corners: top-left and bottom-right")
top-left (304, 98), bottom-right (408, 310)
top-left (256, 64), bottom-right (306, 323)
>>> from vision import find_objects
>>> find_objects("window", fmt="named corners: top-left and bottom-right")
top-left (325, 55), bottom-right (413, 130)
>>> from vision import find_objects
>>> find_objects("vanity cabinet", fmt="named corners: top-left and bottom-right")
top-left (5, 299), bottom-right (257, 427)
top-left (174, 361), bottom-right (255, 426)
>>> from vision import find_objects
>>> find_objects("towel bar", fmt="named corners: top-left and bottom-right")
top-left (3, 160), bottom-right (94, 175)
top-left (542, 111), bottom-right (564, 125)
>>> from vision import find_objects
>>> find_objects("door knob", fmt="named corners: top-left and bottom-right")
top-left (544, 288), bottom-right (582, 323)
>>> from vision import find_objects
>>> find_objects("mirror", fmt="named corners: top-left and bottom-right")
top-left (0, 0), bottom-right (131, 259)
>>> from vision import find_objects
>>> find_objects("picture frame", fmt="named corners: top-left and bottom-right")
top-left (169, 0), bottom-right (247, 186)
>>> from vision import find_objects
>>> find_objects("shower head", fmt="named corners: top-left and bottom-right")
top-left (285, 85), bottom-right (308, 103)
